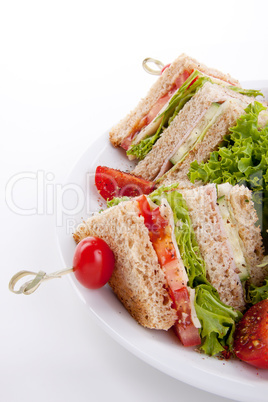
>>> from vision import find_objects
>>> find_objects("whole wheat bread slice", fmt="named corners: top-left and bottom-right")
top-left (109, 54), bottom-right (240, 147)
top-left (73, 201), bottom-right (177, 330)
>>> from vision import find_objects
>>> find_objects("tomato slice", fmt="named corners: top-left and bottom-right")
top-left (137, 195), bottom-right (201, 347)
top-left (161, 63), bottom-right (171, 74)
top-left (234, 299), bottom-right (268, 369)
top-left (95, 166), bottom-right (155, 201)
top-left (172, 287), bottom-right (201, 347)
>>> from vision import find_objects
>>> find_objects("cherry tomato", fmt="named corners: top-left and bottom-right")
top-left (95, 166), bottom-right (155, 201)
top-left (234, 299), bottom-right (268, 369)
top-left (73, 237), bottom-right (115, 289)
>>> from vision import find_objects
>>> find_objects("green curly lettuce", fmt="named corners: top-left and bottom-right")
top-left (247, 279), bottom-right (268, 304)
top-left (228, 86), bottom-right (263, 98)
top-left (189, 101), bottom-right (268, 187)
top-left (106, 196), bottom-right (130, 208)
top-left (195, 285), bottom-right (241, 355)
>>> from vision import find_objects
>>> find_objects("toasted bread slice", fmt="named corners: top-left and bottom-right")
top-left (73, 201), bottom-right (177, 330)
top-left (109, 54), bottom-right (240, 148)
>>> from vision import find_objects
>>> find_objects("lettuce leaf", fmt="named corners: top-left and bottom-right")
top-left (228, 86), bottom-right (263, 98)
top-left (247, 279), bottom-right (268, 304)
top-left (127, 71), bottom-right (211, 160)
top-left (188, 101), bottom-right (268, 186)
top-left (126, 130), bottom-right (160, 160)
top-left (195, 285), bottom-right (241, 355)
top-left (149, 185), bottom-right (242, 355)
top-left (106, 196), bottom-right (130, 208)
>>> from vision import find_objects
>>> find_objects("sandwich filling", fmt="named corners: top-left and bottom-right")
top-left (121, 70), bottom-right (192, 151)
top-left (217, 183), bottom-right (250, 281)
top-left (148, 185), bottom-right (243, 355)
top-left (126, 72), bottom-right (262, 162)
top-left (136, 194), bottom-right (201, 347)
top-left (156, 99), bottom-right (243, 181)
top-left (126, 70), bottom-right (207, 159)
top-left (169, 102), bottom-right (221, 166)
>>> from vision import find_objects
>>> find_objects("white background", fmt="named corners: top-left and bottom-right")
top-left (1, 1), bottom-right (268, 401)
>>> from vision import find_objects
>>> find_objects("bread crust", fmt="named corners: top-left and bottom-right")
top-left (109, 54), bottom-right (240, 147)
top-left (73, 201), bottom-right (177, 330)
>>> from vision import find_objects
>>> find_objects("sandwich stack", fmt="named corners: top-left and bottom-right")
top-left (74, 183), bottom-right (266, 355)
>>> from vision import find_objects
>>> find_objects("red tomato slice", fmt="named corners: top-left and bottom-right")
top-left (173, 70), bottom-right (192, 90)
top-left (139, 94), bottom-right (170, 127)
top-left (174, 321), bottom-right (201, 347)
top-left (137, 195), bottom-right (201, 347)
top-left (139, 70), bottom-right (192, 131)
top-left (95, 166), bottom-right (155, 201)
top-left (137, 194), bottom-right (169, 246)
top-left (234, 299), bottom-right (268, 369)
top-left (172, 287), bottom-right (201, 347)
top-left (161, 63), bottom-right (171, 74)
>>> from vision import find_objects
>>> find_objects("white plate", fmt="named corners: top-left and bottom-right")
top-left (56, 81), bottom-right (268, 402)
